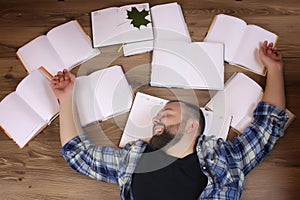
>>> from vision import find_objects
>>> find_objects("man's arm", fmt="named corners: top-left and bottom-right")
top-left (260, 40), bottom-right (286, 110)
top-left (224, 41), bottom-right (288, 174)
top-left (51, 70), bottom-right (125, 184)
top-left (51, 70), bottom-right (81, 146)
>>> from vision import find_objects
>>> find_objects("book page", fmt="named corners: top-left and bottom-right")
top-left (233, 25), bottom-right (278, 75)
top-left (204, 14), bottom-right (247, 62)
top-left (94, 66), bottom-right (133, 120)
top-left (92, 3), bottom-right (153, 47)
top-left (187, 42), bottom-right (224, 89)
top-left (16, 70), bottom-right (59, 122)
top-left (119, 92), bottom-right (167, 147)
top-left (91, 7), bottom-right (122, 47)
top-left (206, 73), bottom-right (263, 133)
top-left (0, 93), bottom-right (46, 148)
top-left (151, 41), bottom-right (191, 88)
top-left (47, 20), bottom-right (99, 70)
top-left (151, 41), bottom-right (224, 89)
top-left (75, 74), bottom-right (103, 127)
top-left (202, 109), bottom-right (231, 140)
top-left (16, 36), bottom-right (65, 74)
top-left (118, 3), bottom-right (153, 45)
top-left (151, 2), bottom-right (191, 42)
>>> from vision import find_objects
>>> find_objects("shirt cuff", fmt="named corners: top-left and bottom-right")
top-left (253, 102), bottom-right (289, 136)
top-left (61, 133), bottom-right (94, 156)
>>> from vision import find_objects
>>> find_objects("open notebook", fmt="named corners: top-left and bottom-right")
top-left (150, 41), bottom-right (224, 90)
top-left (119, 92), bottom-right (230, 147)
top-left (75, 65), bottom-right (133, 127)
top-left (17, 20), bottom-right (100, 75)
top-left (205, 72), bottom-right (295, 133)
top-left (123, 2), bottom-right (190, 56)
top-left (91, 3), bottom-right (153, 48)
top-left (0, 70), bottom-right (59, 148)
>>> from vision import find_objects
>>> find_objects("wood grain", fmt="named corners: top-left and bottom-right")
top-left (0, 0), bottom-right (299, 199)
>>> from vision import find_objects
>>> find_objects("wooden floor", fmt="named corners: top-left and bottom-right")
top-left (0, 0), bottom-right (299, 199)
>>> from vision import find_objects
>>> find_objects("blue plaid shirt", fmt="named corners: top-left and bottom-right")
top-left (61, 102), bottom-right (289, 199)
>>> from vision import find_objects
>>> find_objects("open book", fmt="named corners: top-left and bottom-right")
top-left (204, 14), bottom-right (278, 76)
top-left (150, 41), bottom-right (224, 90)
top-left (150, 2), bottom-right (191, 42)
top-left (75, 65), bottom-right (133, 127)
top-left (0, 70), bottom-right (59, 148)
top-left (119, 92), bottom-right (230, 147)
top-left (123, 2), bottom-right (191, 56)
top-left (91, 3), bottom-right (153, 48)
top-left (205, 72), bottom-right (295, 133)
top-left (17, 20), bottom-right (100, 75)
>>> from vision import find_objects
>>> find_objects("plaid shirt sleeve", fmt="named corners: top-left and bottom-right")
top-left (228, 101), bottom-right (289, 175)
top-left (61, 133), bottom-right (123, 184)
top-left (198, 102), bottom-right (289, 199)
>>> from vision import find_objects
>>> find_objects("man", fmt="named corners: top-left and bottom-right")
top-left (51, 41), bottom-right (289, 199)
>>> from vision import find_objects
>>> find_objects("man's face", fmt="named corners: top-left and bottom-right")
top-left (149, 102), bottom-right (185, 150)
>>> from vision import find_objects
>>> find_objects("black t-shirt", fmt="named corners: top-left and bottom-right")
top-left (132, 146), bottom-right (208, 200)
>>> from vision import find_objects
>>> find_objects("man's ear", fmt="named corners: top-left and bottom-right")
top-left (185, 119), bottom-right (200, 135)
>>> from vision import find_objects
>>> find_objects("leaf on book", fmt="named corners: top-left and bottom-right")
top-left (127, 7), bottom-right (150, 29)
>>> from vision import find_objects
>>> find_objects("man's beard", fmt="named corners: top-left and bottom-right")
top-left (148, 123), bottom-right (184, 151)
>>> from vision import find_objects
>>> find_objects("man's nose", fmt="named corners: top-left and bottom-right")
top-left (152, 114), bottom-right (161, 124)
top-left (152, 116), bottom-right (159, 124)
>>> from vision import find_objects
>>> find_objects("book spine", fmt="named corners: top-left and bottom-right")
top-left (16, 52), bottom-right (30, 73)
top-left (39, 66), bottom-right (54, 80)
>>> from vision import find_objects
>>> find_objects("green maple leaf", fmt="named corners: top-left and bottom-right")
top-left (127, 7), bottom-right (151, 29)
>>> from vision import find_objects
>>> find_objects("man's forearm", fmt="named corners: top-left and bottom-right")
top-left (262, 69), bottom-right (286, 110)
top-left (59, 94), bottom-right (82, 147)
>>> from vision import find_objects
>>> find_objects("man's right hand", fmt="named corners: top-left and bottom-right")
top-left (51, 69), bottom-right (76, 102)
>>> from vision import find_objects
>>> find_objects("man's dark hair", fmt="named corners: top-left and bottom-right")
top-left (166, 100), bottom-right (206, 135)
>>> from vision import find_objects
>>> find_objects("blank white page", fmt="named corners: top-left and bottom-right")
top-left (233, 25), bottom-right (278, 75)
top-left (47, 20), bottom-right (99, 70)
top-left (151, 41), bottom-right (224, 89)
top-left (151, 2), bottom-right (191, 42)
top-left (151, 41), bottom-right (191, 87)
top-left (91, 7), bottom-right (122, 47)
top-left (0, 93), bottom-right (45, 148)
top-left (16, 70), bottom-right (59, 122)
top-left (206, 73), bottom-right (263, 133)
top-left (94, 66), bottom-right (133, 120)
top-left (204, 14), bottom-right (246, 62)
top-left (75, 72), bottom-right (104, 127)
top-left (16, 36), bottom-right (65, 74)
top-left (187, 42), bottom-right (224, 89)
